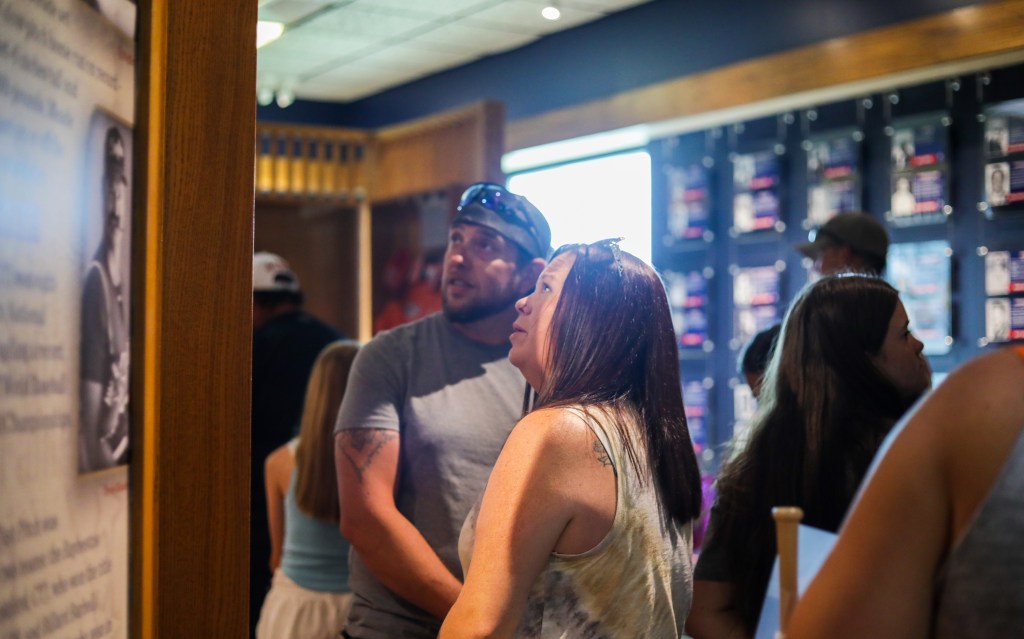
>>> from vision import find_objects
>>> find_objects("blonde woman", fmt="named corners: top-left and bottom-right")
top-left (257, 340), bottom-right (360, 639)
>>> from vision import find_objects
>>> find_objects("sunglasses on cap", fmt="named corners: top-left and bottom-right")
top-left (552, 237), bottom-right (625, 277)
top-left (458, 183), bottom-right (546, 254)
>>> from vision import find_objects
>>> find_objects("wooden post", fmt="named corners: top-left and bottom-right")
top-left (772, 506), bottom-right (804, 637)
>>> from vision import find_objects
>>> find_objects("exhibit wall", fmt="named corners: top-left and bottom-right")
top-left (1, 1), bottom-right (136, 637)
top-left (651, 63), bottom-right (1024, 466)
top-left (3, 1), bottom-right (257, 637)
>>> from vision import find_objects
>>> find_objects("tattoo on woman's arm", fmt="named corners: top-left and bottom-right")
top-left (337, 429), bottom-right (398, 482)
top-left (592, 438), bottom-right (612, 467)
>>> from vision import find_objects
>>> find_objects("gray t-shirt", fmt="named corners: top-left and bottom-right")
top-left (934, 425), bottom-right (1024, 638)
top-left (334, 312), bottom-right (526, 639)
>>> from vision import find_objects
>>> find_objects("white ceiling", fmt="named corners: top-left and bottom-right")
top-left (257, 0), bottom-right (653, 103)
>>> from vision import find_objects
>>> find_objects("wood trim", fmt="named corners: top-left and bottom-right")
top-left (133, 1), bottom-right (256, 636)
top-left (132, 0), bottom-right (168, 636)
top-left (371, 100), bottom-right (505, 201)
top-left (374, 101), bottom-right (500, 142)
top-left (506, 0), bottom-right (1024, 151)
top-left (357, 200), bottom-right (373, 342)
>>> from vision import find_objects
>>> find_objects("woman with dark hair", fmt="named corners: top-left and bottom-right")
top-left (687, 274), bottom-right (932, 639)
top-left (440, 240), bottom-right (703, 638)
top-left (256, 340), bottom-right (360, 639)
top-left (788, 347), bottom-right (1024, 639)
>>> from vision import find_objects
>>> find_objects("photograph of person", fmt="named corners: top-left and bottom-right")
top-left (733, 155), bottom-right (755, 190)
top-left (986, 117), bottom-right (1009, 157)
top-left (79, 122), bottom-right (132, 473)
top-left (891, 131), bottom-right (915, 170)
top-left (985, 251), bottom-right (1011, 296)
top-left (986, 297), bottom-right (1011, 342)
top-left (891, 176), bottom-right (917, 217)
top-left (807, 185), bottom-right (831, 226)
top-left (986, 162), bottom-right (1010, 207)
top-left (733, 193), bottom-right (755, 232)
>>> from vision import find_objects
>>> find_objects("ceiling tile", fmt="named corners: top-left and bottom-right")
top-left (258, 0), bottom-right (654, 105)
top-left (258, 0), bottom-right (336, 24)
top-left (259, 28), bottom-right (379, 60)
top-left (404, 22), bottom-right (540, 55)
top-left (353, 0), bottom-right (501, 18)
top-left (463, 0), bottom-right (605, 34)
top-left (257, 52), bottom-right (329, 79)
top-left (353, 44), bottom-right (477, 74)
top-left (300, 4), bottom-right (432, 39)
top-left (298, 64), bottom-right (415, 101)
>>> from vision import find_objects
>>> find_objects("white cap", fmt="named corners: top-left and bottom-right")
top-left (253, 252), bottom-right (300, 292)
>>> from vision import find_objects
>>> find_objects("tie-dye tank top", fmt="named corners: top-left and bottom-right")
top-left (459, 406), bottom-right (694, 638)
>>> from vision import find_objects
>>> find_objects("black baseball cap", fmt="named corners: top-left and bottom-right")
top-left (453, 183), bottom-right (552, 261)
top-left (796, 212), bottom-right (889, 262)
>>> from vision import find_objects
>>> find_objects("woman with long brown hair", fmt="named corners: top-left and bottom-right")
top-left (687, 274), bottom-right (932, 638)
top-left (440, 239), bottom-right (703, 638)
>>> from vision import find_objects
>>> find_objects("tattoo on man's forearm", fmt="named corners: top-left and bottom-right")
top-left (338, 429), bottom-right (398, 482)
top-left (592, 439), bottom-right (612, 466)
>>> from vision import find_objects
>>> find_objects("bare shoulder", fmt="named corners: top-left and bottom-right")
top-left (903, 349), bottom-right (1024, 459)
top-left (265, 442), bottom-right (293, 473)
top-left (264, 443), bottom-right (294, 490)
top-left (928, 349), bottom-right (1024, 525)
top-left (513, 407), bottom-right (593, 443)
top-left (508, 407), bottom-right (609, 468)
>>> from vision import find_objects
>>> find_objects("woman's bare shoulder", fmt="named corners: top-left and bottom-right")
top-left (509, 406), bottom-right (602, 458)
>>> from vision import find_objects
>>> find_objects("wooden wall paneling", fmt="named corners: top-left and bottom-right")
top-left (255, 123), bottom-right (372, 199)
top-left (254, 203), bottom-right (360, 338)
top-left (372, 101), bottom-right (506, 202)
top-left (133, 1), bottom-right (256, 637)
top-left (358, 199), bottom-right (373, 342)
top-left (506, 0), bottom-right (1024, 151)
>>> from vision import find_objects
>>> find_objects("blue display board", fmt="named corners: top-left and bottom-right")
top-left (886, 240), bottom-right (952, 355)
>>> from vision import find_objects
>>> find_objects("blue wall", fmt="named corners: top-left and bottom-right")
top-left (257, 0), bottom-right (993, 128)
top-left (650, 64), bottom-right (1024, 466)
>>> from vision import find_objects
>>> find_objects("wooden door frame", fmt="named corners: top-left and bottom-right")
top-left (132, 1), bottom-right (256, 636)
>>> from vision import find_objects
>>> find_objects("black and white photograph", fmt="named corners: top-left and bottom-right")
top-left (987, 162), bottom-right (1011, 207)
top-left (985, 98), bottom-right (1024, 155)
top-left (891, 130), bottom-right (915, 170)
top-left (79, 115), bottom-right (133, 474)
top-left (986, 297), bottom-right (1011, 342)
top-left (891, 176), bottom-right (917, 216)
top-left (733, 192), bottom-right (755, 232)
top-left (986, 117), bottom-right (1010, 157)
top-left (986, 251), bottom-right (1012, 296)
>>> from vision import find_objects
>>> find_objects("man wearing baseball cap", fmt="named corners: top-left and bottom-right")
top-left (795, 212), bottom-right (890, 276)
top-left (250, 252), bottom-right (343, 634)
top-left (334, 183), bottom-right (550, 639)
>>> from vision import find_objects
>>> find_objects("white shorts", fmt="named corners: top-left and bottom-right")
top-left (256, 569), bottom-right (353, 639)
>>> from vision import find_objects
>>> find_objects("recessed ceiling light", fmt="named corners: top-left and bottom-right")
top-left (541, 5), bottom-right (561, 20)
top-left (257, 21), bottom-right (285, 48)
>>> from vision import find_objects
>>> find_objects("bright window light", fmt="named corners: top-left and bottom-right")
top-left (257, 21), bottom-right (285, 49)
top-left (508, 151), bottom-right (652, 264)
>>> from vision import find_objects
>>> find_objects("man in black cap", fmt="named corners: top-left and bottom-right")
top-left (333, 183), bottom-right (551, 639)
top-left (795, 212), bottom-right (890, 276)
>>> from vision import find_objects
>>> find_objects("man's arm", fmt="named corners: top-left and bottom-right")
top-left (336, 428), bottom-right (462, 620)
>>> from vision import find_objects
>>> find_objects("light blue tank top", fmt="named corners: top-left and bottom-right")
top-left (280, 469), bottom-right (351, 593)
